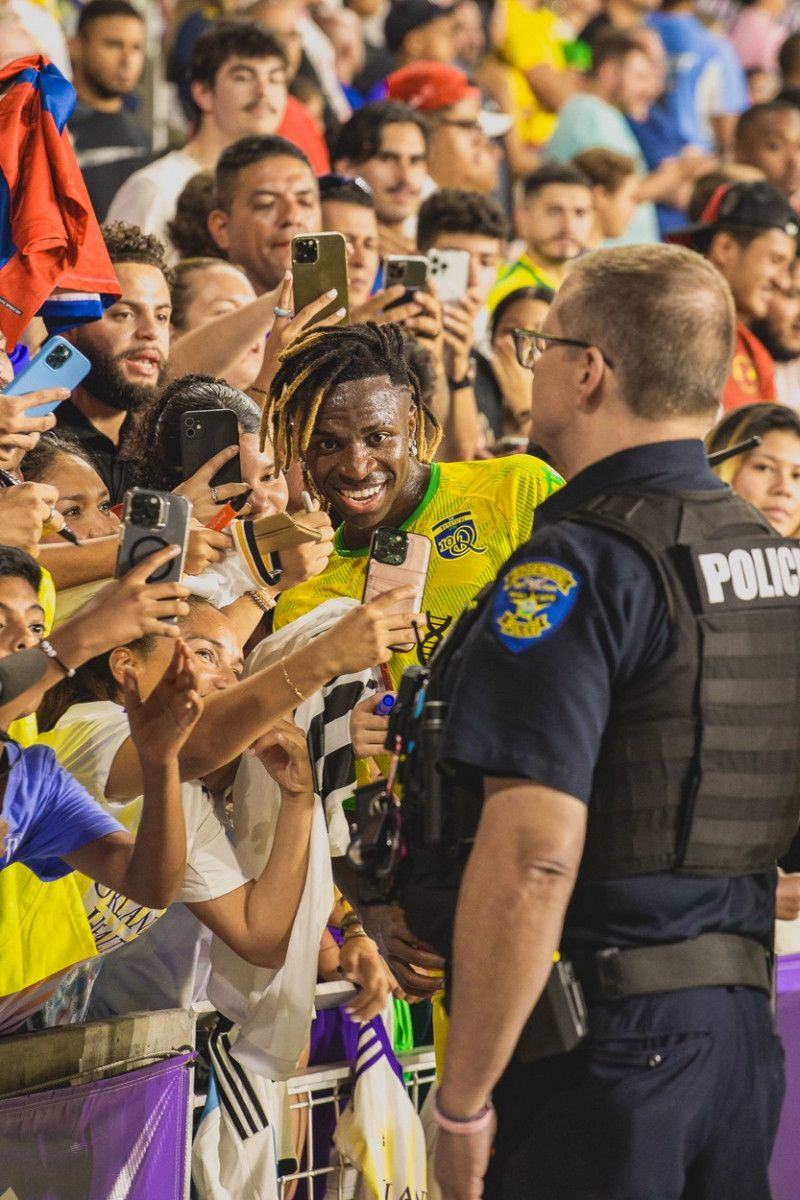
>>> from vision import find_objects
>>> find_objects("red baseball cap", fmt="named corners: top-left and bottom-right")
top-left (386, 62), bottom-right (512, 136)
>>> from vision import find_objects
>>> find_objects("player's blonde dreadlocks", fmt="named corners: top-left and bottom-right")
top-left (260, 322), bottom-right (442, 504)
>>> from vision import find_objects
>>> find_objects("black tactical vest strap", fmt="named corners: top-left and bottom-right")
top-left (564, 487), bottom-right (800, 880)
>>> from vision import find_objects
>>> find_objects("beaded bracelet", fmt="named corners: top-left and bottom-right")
top-left (38, 638), bottom-right (76, 678)
top-left (248, 589), bottom-right (277, 615)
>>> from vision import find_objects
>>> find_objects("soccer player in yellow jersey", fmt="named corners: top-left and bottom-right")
top-left (268, 321), bottom-right (563, 690)
top-left (264, 321), bottom-right (562, 995)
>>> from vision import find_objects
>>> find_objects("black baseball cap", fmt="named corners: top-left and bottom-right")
top-left (385, 0), bottom-right (460, 53)
top-left (667, 180), bottom-right (800, 248)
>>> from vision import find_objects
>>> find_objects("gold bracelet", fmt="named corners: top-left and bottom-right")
top-left (280, 656), bottom-right (307, 703)
top-left (342, 929), bottom-right (369, 942)
top-left (248, 588), bottom-right (276, 615)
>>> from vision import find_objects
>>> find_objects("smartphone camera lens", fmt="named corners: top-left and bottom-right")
top-left (295, 239), bottom-right (318, 265)
top-left (185, 427), bottom-right (195, 438)
top-left (45, 345), bottom-right (71, 368)
top-left (130, 492), bottom-right (164, 528)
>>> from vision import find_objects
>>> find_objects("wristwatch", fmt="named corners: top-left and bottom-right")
top-left (450, 359), bottom-right (477, 392)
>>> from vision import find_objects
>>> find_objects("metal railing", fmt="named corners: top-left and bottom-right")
top-left (279, 1048), bottom-right (436, 1199)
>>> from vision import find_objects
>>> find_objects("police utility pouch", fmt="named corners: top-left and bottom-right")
top-left (515, 959), bottom-right (589, 1063)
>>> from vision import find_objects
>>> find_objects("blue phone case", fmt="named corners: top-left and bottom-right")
top-left (3, 336), bottom-right (91, 416)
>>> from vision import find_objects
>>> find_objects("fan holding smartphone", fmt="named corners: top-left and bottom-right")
top-left (362, 529), bottom-right (431, 653)
top-left (0, 334), bottom-right (85, 452)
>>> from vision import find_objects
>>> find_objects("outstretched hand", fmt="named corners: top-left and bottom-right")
top-left (124, 638), bottom-right (203, 766)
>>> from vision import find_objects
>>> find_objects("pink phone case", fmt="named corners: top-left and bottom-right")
top-left (362, 530), bottom-right (431, 652)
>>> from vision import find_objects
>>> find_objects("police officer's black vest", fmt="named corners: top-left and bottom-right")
top-left (565, 485), bottom-right (800, 880)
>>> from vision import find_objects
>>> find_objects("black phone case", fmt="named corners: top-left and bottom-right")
top-left (180, 409), bottom-right (241, 489)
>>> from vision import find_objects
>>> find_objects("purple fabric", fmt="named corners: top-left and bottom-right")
top-left (0, 1050), bottom-right (194, 1199)
top-left (770, 956), bottom-right (800, 1198)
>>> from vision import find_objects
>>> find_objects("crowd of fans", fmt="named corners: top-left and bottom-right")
top-left (3, 0), bottom-right (800, 1191)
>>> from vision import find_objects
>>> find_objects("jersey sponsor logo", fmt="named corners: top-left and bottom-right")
top-left (431, 511), bottom-right (486, 559)
top-left (493, 559), bottom-right (580, 651)
top-left (697, 545), bottom-right (800, 603)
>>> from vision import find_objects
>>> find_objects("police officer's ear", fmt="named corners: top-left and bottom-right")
top-left (577, 346), bottom-right (607, 407)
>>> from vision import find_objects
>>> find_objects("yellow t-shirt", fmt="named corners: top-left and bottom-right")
top-left (274, 456), bottom-right (563, 689)
top-left (0, 568), bottom-right (99, 1027)
top-left (496, 0), bottom-right (568, 146)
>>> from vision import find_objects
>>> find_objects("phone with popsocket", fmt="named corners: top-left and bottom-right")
top-left (115, 490), bottom-right (191, 618)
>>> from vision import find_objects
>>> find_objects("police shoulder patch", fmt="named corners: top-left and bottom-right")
top-left (493, 559), bottom-right (581, 652)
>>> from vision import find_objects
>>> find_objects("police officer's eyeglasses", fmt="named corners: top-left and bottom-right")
top-left (512, 328), bottom-right (615, 370)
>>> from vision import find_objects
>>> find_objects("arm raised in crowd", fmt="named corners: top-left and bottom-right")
top-left (105, 587), bottom-right (426, 799)
top-left (187, 717), bottom-right (315, 967)
top-left (37, 525), bottom-right (230, 590)
top-left (62, 639), bottom-right (201, 909)
top-left (169, 289), bottom-right (277, 383)
top-left (0, 545), bottom-right (193, 730)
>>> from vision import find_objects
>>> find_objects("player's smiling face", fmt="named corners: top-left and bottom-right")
top-left (304, 375), bottom-right (430, 547)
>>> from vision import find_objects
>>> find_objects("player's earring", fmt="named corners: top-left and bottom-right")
top-left (409, 438), bottom-right (419, 457)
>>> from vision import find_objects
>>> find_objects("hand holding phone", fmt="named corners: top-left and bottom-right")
top-left (2, 336), bottom-right (91, 417)
top-left (427, 248), bottom-right (470, 305)
top-left (362, 527), bottom-right (431, 653)
top-left (292, 233), bottom-right (349, 327)
top-left (115, 490), bottom-right (192, 620)
top-left (383, 255), bottom-right (428, 312)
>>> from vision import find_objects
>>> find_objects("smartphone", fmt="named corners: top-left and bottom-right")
top-left (427, 248), bottom-right (470, 305)
top-left (383, 255), bottom-right (428, 311)
top-left (362, 527), bottom-right (431, 653)
top-left (115, 490), bottom-right (191, 613)
top-left (181, 408), bottom-right (241, 490)
top-left (3, 336), bottom-right (91, 415)
top-left (292, 232), bottom-right (349, 326)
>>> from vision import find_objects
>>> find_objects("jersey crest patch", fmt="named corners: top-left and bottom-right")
top-left (432, 511), bottom-right (486, 559)
top-left (493, 559), bottom-right (580, 651)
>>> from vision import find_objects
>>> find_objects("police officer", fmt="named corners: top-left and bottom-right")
top-left (414, 244), bottom-right (799, 1200)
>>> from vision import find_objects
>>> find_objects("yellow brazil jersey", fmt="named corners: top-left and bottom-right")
top-left (274, 456), bottom-right (563, 689)
top-left (488, 253), bottom-right (561, 314)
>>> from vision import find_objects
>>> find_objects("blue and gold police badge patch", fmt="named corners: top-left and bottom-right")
top-left (493, 559), bottom-right (580, 652)
top-left (432, 511), bottom-right (486, 559)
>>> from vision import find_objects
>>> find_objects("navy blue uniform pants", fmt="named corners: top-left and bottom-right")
top-left (484, 987), bottom-right (785, 1200)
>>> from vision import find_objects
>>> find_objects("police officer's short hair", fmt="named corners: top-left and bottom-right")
top-left (559, 244), bottom-right (735, 419)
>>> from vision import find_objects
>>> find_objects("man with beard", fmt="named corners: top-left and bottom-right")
top-left (68, 0), bottom-right (151, 222)
top-left (489, 162), bottom-right (594, 311)
top-left (333, 100), bottom-right (430, 255)
top-left (56, 222), bottom-right (171, 503)
top-left (751, 258), bottom-right (800, 406)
